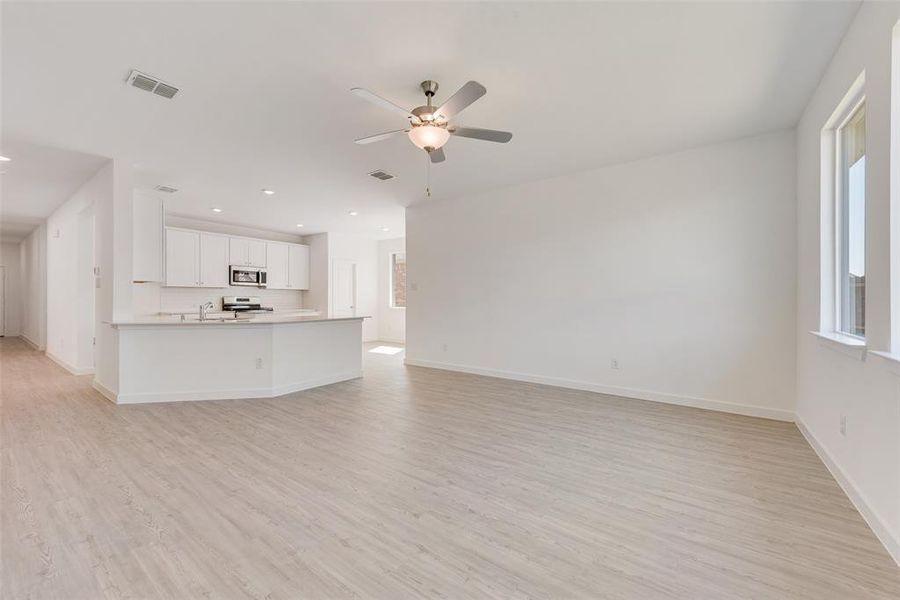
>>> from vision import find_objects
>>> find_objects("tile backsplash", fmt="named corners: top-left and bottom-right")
top-left (134, 283), bottom-right (308, 314)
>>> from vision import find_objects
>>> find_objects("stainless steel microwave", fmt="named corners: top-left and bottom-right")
top-left (229, 265), bottom-right (267, 288)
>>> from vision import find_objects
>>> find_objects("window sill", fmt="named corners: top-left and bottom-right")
top-left (810, 330), bottom-right (866, 360)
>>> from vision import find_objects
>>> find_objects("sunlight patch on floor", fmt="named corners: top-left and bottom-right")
top-left (368, 345), bottom-right (404, 355)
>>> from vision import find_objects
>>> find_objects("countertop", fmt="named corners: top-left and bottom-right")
top-left (108, 314), bottom-right (368, 327)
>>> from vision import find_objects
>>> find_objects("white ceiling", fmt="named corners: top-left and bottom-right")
top-left (2, 1), bottom-right (859, 239)
top-left (0, 140), bottom-right (107, 242)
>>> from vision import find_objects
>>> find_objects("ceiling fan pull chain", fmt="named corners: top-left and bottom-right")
top-left (425, 152), bottom-right (432, 198)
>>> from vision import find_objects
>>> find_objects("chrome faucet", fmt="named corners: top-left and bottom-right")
top-left (199, 302), bottom-right (214, 321)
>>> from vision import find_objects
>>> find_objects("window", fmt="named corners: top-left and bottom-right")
top-left (390, 252), bottom-right (406, 308)
top-left (837, 102), bottom-right (866, 337)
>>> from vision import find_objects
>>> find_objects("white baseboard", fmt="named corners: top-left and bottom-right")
top-left (376, 337), bottom-right (405, 345)
top-left (113, 371), bottom-right (362, 405)
top-left (46, 350), bottom-right (94, 376)
top-left (796, 419), bottom-right (900, 566)
top-left (91, 380), bottom-right (117, 404)
top-left (20, 334), bottom-right (42, 351)
top-left (403, 357), bottom-right (794, 422)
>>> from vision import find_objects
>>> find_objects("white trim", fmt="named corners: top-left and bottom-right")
top-left (376, 337), bottom-right (405, 344)
top-left (868, 350), bottom-right (900, 364)
top-left (45, 350), bottom-right (95, 376)
top-left (20, 334), bottom-right (41, 351)
top-left (91, 379), bottom-right (117, 404)
top-left (110, 371), bottom-right (362, 405)
top-left (810, 330), bottom-right (867, 360)
top-left (796, 419), bottom-right (900, 566)
top-left (819, 71), bottom-right (866, 335)
top-left (403, 358), bottom-right (793, 422)
top-left (867, 350), bottom-right (900, 377)
top-left (890, 22), bottom-right (900, 353)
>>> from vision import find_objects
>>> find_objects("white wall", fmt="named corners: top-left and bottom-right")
top-left (93, 160), bottom-right (132, 395)
top-left (19, 225), bottom-right (46, 349)
top-left (795, 1), bottom-right (900, 564)
top-left (406, 130), bottom-right (797, 421)
top-left (45, 166), bottom-right (102, 373)
top-left (301, 233), bottom-right (329, 314)
top-left (0, 243), bottom-right (23, 336)
top-left (377, 237), bottom-right (406, 343)
top-left (329, 233), bottom-right (378, 342)
top-left (166, 214), bottom-right (305, 244)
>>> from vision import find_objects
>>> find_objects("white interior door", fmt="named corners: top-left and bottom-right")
top-left (331, 260), bottom-right (356, 317)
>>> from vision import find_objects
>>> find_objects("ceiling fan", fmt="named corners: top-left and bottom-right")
top-left (351, 80), bottom-right (513, 163)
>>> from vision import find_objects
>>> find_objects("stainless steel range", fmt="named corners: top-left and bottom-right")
top-left (222, 296), bottom-right (274, 314)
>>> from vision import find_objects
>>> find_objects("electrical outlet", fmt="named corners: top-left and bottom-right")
top-left (840, 415), bottom-right (847, 436)
top-left (610, 359), bottom-right (619, 369)
top-left (255, 358), bottom-right (263, 369)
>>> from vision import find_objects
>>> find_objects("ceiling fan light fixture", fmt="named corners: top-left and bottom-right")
top-left (408, 124), bottom-right (450, 151)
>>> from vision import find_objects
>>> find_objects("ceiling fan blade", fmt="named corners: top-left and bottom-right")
top-left (350, 87), bottom-right (413, 119)
top-left (354, 129), bottom-right (407, 144)
top-left (436, 81), bottom-right (486, 119)
top-left (429, 147), bottom-right (446, 163)
top-left (450, 127), bottom-right (513, 143)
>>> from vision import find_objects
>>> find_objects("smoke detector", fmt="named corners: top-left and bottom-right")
top-left (127, 69), bottom-right (179, 99)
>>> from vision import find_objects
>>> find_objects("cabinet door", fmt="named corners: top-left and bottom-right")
top-left (229, 237), bottom-right (249, 266)
top-left (199, 233), bottom-right (229, 288)
top-left (288, 244), bottom-right (310, 290)
top-left (133, 191), bottom-right (163, 282)
top-left (165, 229), bottom-right (199, 287)
top-left (266, 243), bottom-right (289, 289)
top-left (248, 240), bottom-right (267, 268)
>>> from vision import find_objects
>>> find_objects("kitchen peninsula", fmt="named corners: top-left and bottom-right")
top-left (96, 314), bottom-right (366, 404)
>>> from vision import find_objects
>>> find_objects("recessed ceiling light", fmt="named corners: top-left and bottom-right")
top-left (381, 227), bottom-right (390, 232)
top-left (0, 156), bottom-right (11, 162)
top-left (262, 189), bottom-right (275, 195)
top-left (296, 223), bottom-right (304, 228)
top-left (211, 207), bottom-right (222, 213)
top-left (348, 211), bottom-right (359, 216)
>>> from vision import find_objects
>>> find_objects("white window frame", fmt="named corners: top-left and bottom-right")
top-left (819, 72), bottom-right (866, 342)
top-left (835, 99), bottom-right (866, 339)
top-left (389, 251), bottom-right (406, 309)
top-left (889, 22), bottom-right (900, 353)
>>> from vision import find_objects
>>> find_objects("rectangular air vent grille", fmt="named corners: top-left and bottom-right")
top-left (154, 185), bottom-right (178, 193)
top-left (368, 170), bottom-right (395, 181)
top-left (127, 69), bottom-right (179, 100)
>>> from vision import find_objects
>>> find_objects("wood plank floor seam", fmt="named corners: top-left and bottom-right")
top-left (1, 337), bottom-right (898, 599)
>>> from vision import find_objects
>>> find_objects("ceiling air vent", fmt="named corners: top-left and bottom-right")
top-left (368, 169), bottom-right (394, 181)
top-left (127, 69), bottom-right (180, 100)
top-left (154, 185), bottom-right (178, 193)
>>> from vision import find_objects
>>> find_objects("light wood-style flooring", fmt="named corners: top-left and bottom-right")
top-left (2, 337), bottom-right (899, 599)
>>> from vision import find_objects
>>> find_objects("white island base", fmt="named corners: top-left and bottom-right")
top-left (96, 316), bottom-right (365, 404)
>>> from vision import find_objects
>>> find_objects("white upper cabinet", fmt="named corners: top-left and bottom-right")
top-left (266, 242), bottom-right (289, 289)
top-left (229, 237), bottom-right (268, 267)
top-left (165, 228), bottom-right (199, 287)
top-left (133, 191), bottom-right (163, 282)
top-left (199, 233), bottom-right (229, 288)
top-left (229, 237), bottom-right (249, 266)
top-left (248, 240), bottom-right (267, 268)
top-left (165, 227), bottom-right (303, 289)
top-left (288, 244), bottom-right (309, 290)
